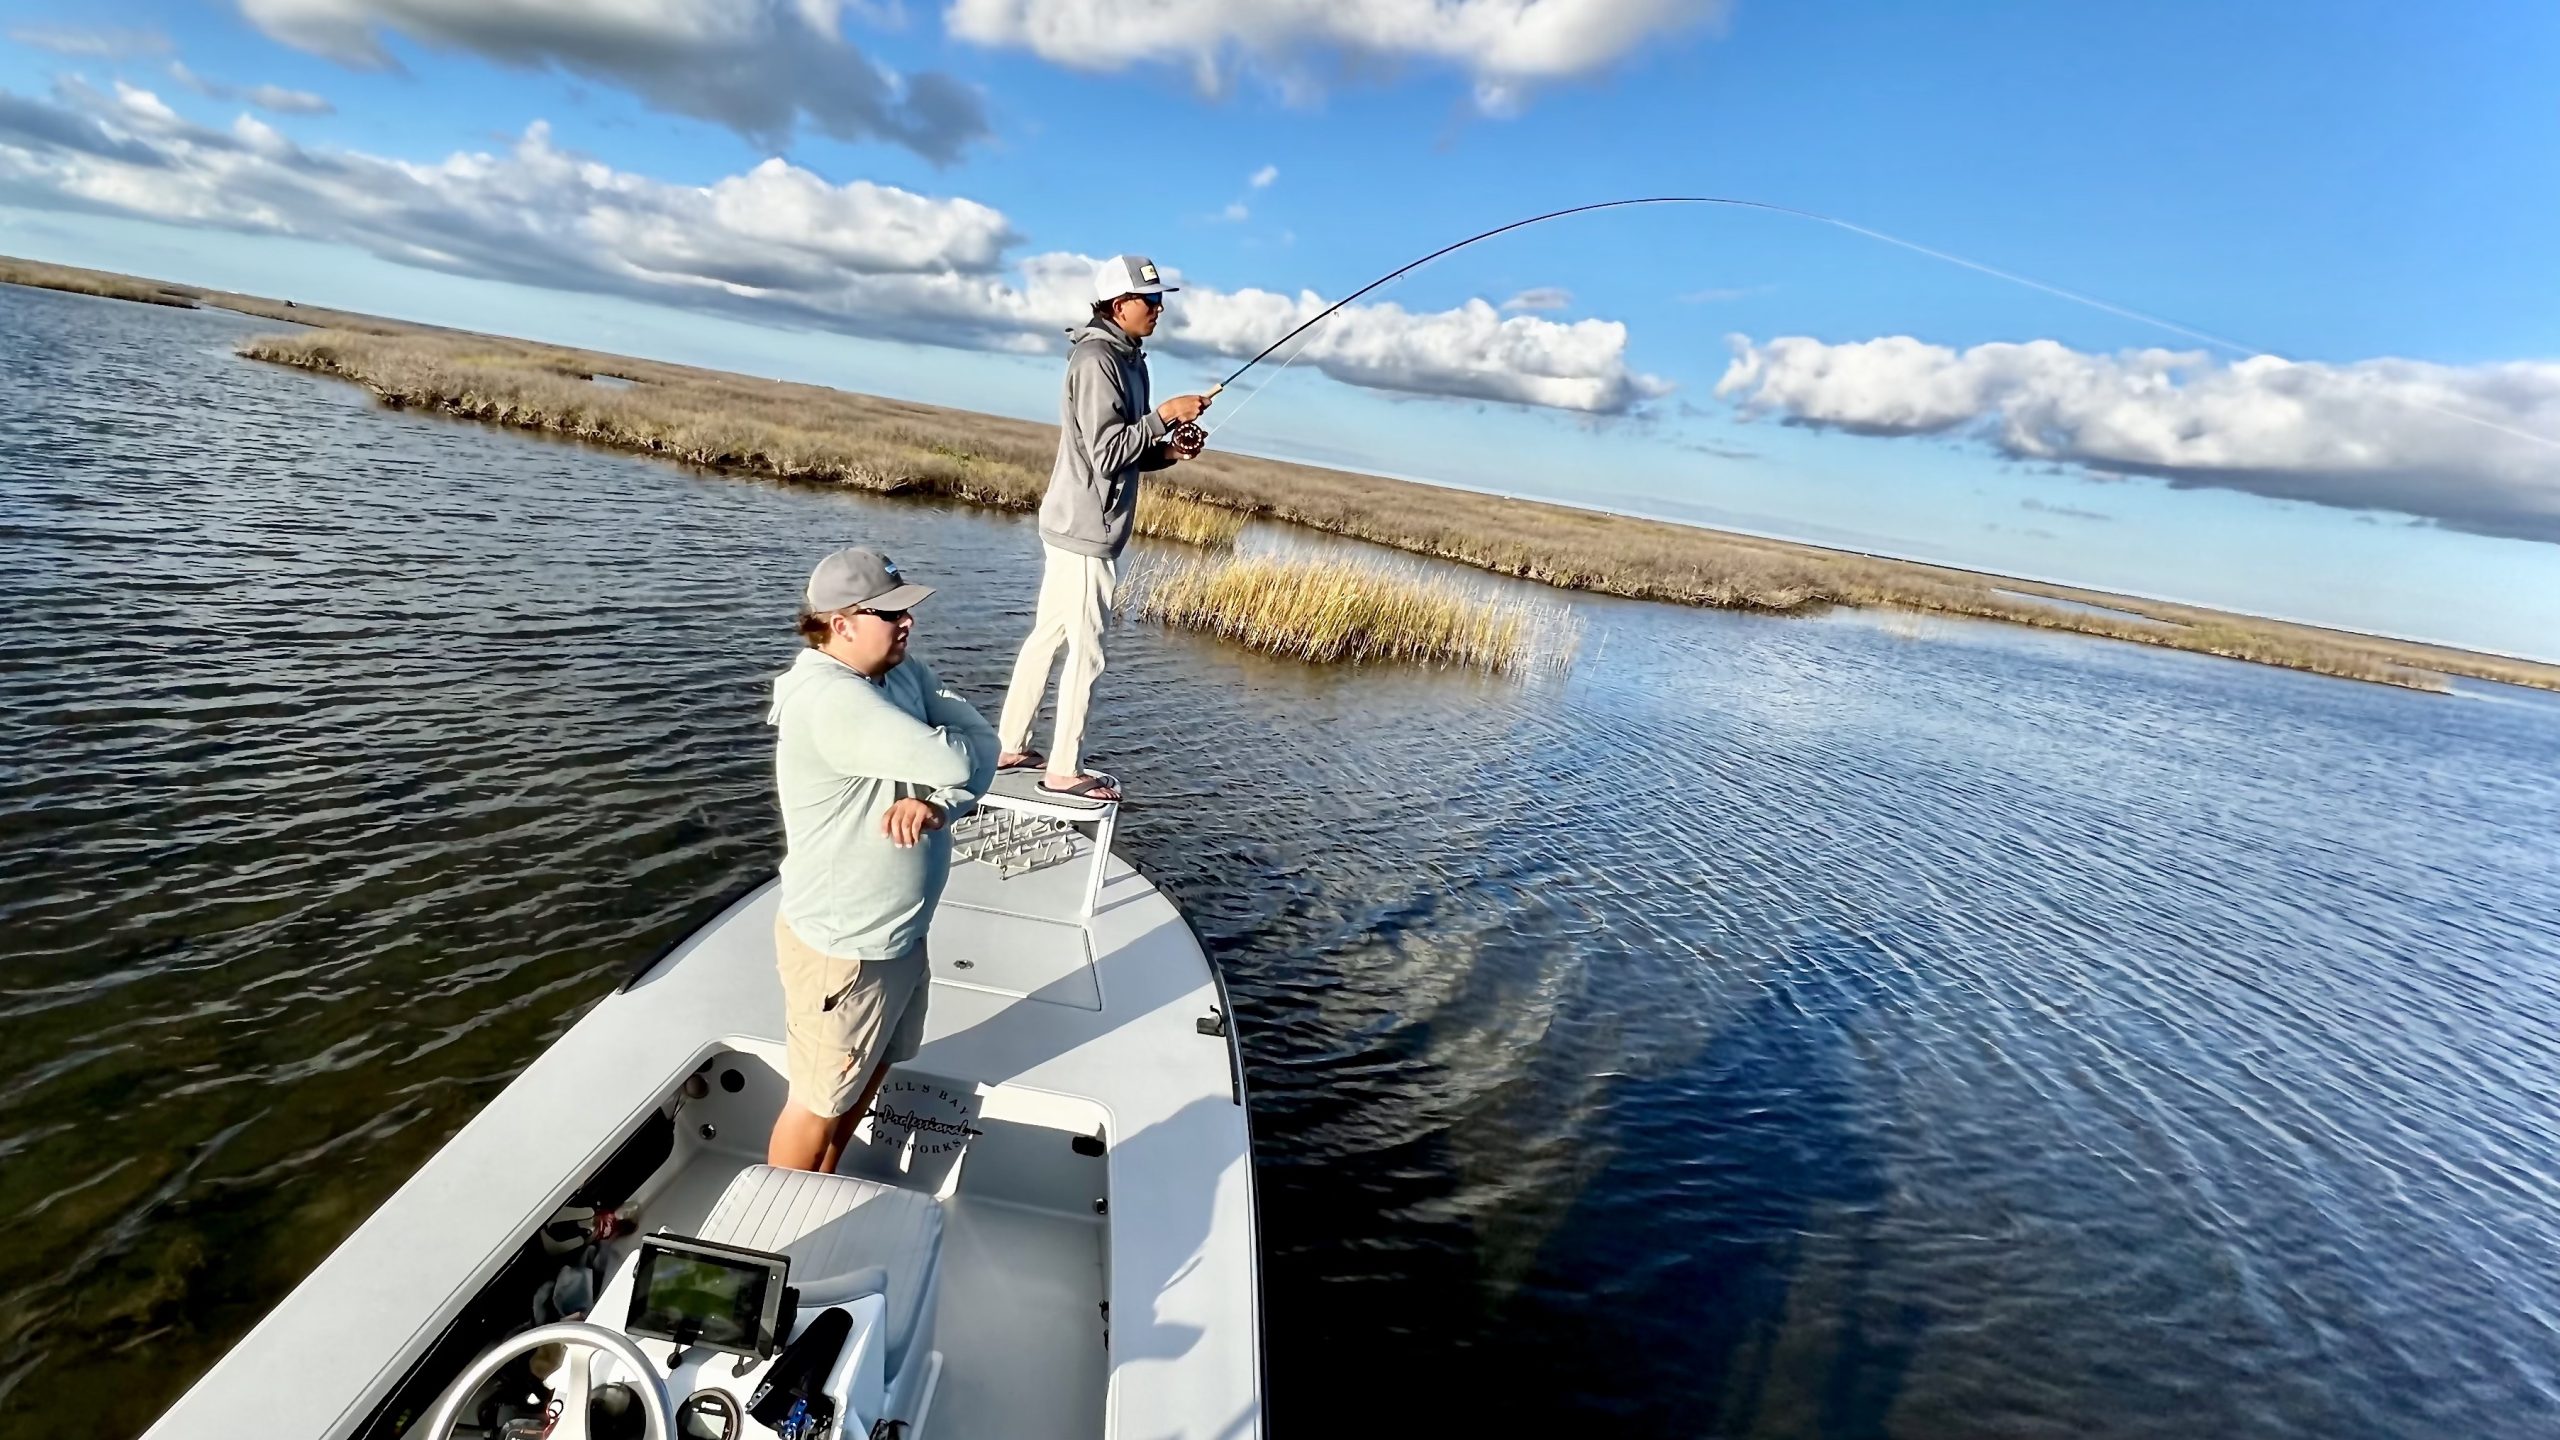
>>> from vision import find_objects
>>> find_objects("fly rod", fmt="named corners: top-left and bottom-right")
top-left (1206, 196), bottom-right (1803, 405)
top-left (1166, 195), bottom-right (2013, 450)
top-left (1164, 193), bottom-right (2528, 455)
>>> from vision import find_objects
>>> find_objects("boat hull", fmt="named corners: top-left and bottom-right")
top-left (143, 840), bottom-right (1263, 1440)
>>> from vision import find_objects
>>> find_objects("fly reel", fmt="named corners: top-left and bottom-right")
top-left (1163, 380), bottom-right (1218, 458)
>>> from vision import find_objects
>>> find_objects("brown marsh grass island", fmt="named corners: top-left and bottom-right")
top-left (0, 260), bottom-right (2482, 692)
top-left (0, 252), bottom-right (2543, 693)
top-left (0, 256), bottom-right (200, 308)
top-left (226, 327), bottom-right (2492, 693)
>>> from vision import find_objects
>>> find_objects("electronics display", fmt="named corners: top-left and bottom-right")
top-left (623, 1236), bottom-right (791, 1360)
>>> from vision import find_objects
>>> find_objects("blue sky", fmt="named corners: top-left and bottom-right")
top-left (3, 1), bottom-right (2557, 657)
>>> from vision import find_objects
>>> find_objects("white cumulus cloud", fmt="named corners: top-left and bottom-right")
top-left (237, 0), bottom-right (986, 160)
top-left (167, 61), bottom-right (337, 116)
top-left (1717, 334), bottom-right (2560, 542)
top-left (247, 84), bottom-right (336, 115)
top-left (945, 0), bottom-right (1725, 111)
top-left (0, 82), bottom-right (1670, 414)
top-left (5, 25), bottom-right (172, 59)
top-left (1167, 287), bottom-right (1670, 413)
top-left (1249, 163), bottom-right (1278, 188)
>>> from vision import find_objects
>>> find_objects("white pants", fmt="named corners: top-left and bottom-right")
top-left (999, 544), bottom-right (1117, 777)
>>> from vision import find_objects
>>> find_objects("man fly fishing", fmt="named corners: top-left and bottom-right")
top-left (994, 202), bottom-right (2258, 800)
top-left (995, 254), bottom-right (1213, 802)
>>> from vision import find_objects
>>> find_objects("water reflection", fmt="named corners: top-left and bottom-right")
top-left (6, 285), bottom-right (2560, 1440)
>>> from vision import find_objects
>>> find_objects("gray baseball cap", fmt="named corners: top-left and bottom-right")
top-left (806, 547), bottom-right (933, 613)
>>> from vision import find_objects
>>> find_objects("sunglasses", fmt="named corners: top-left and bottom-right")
top-left (1133, 293), bottom-right (1164, 311)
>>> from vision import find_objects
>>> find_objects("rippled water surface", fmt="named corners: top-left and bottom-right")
top-left (6, 286), bottom-right (2560, 1439)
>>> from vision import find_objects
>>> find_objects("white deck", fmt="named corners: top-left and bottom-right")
top-left (142, 823), bottom-right (1263, 1440)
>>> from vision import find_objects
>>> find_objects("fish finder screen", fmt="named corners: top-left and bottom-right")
top-left (628, 1246), bottom-right (770, 1352)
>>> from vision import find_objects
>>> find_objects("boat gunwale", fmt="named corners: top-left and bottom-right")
top-left (1172, 894), bottom-right (1270, 1436)
top-left (617, 868), bottom-right (777, 993)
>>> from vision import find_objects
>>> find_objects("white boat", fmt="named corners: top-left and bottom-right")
top-left (144, 776), bottom-right (1265, 1440)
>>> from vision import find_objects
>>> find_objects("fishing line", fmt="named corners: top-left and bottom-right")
top-left (1178, 195), bottom-right (2558, 455)
top-left (1195, 326), bottom-right (1317, 438)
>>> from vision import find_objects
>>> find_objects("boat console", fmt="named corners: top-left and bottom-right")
top-left (426, 1166), bottom-right (944, 1439)
top-left (622, 1235), bottom-right (793, 1368)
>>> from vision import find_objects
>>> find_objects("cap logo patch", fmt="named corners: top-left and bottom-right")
top-left (1138, 263), bottom-right (1159, 282)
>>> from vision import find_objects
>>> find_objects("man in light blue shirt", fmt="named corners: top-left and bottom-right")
top-left (765, 546), bottom-right (997, 1173)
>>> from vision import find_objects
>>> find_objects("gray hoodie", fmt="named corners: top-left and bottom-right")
top-left (1039, 319), bottom-right (1179, 559)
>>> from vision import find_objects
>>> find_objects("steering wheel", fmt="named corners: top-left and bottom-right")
top-left (422, 1321), bottom-right (675, 1440)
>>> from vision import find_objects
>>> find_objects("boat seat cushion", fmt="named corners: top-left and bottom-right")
top-left (697, 1165), bottom-right (942, 1376)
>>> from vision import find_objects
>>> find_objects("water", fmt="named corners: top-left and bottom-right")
top-left (5, 284), bottom-right (2559, 1439)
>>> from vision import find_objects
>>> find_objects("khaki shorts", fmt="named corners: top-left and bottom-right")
top-left (775, 916), bottom-right (929, 1120)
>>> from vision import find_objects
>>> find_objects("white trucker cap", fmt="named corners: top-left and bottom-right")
top-left (1093, 254), bottom-right (1177, 303)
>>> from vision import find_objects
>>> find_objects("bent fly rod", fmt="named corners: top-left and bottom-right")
top-left (1167, 194), bottom-right (2555, 458)
top-left (1165, 198), bottom-right (1806, 451)
top-left (1204, 197), bottom-right (1808, 408)
top-left (1167, 193), bottom-right (2256, 453)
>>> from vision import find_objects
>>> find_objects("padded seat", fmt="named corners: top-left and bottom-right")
top-left (698, 1165), bottom-right (942, 1377)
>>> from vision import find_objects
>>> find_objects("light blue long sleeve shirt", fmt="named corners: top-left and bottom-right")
top-left (768, 647), bottom-right (999, 960)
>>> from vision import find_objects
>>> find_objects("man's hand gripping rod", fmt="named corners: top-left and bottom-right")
top-left (1166, 382), bottom-right (1220, 458)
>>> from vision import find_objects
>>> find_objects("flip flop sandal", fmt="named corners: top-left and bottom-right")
top-left (998, 749), bottom-right (1047, 772)
top-left (1038, 773), bottom-right (1122, 802)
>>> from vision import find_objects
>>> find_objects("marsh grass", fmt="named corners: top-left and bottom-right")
top-left (1131, 553), bottom-right (1578, 672)
top-left (191, 314), bottom-right (2543, 693)
top-left (1, 257), bottom-right (199, 308)
top-left (1135, 490), bottom-right (1247, 548)
top-left (241, 329), bottom-right (1061, 501)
